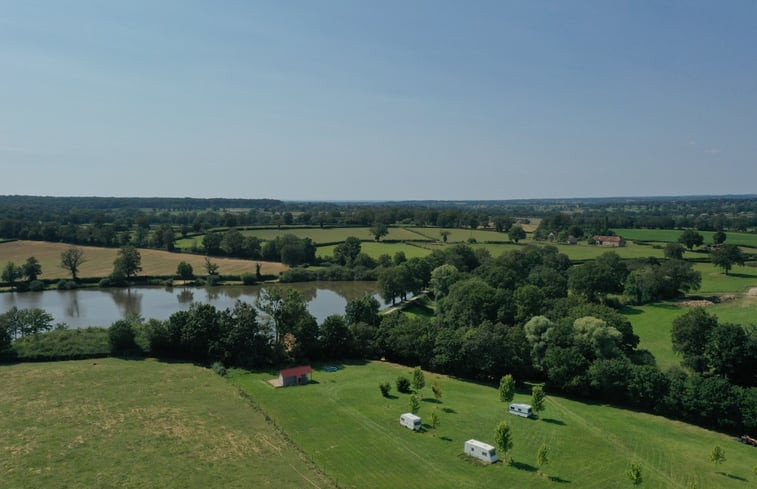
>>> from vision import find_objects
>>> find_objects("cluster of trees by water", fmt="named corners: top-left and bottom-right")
top-left (2, 242), bottom-right (755, 436)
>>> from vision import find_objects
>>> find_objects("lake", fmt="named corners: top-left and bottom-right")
top-left (0, 282), bottom-right (387, 328)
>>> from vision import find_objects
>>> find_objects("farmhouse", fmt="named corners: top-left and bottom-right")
top-left (592, 235), bottom-right (625, 247)
top-left (278, 365), bottom-right (312, 387)
top-left (464, 439), bottom-right (498, 463)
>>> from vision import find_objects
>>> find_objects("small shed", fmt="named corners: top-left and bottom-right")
top-left (464, 439), bottom-right (498, 463)
top-left (278, 365), bottom-right (313, 387)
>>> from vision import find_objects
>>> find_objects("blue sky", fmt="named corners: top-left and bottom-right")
top-left (1, 1), bottom-right (755, 200)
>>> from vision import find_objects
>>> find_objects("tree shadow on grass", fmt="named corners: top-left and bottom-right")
top-left (511, 461), bottom-right (537, 473)
top-left (548, 475), bottom-right (571, 483)
top-left (442, 407), bottom-right (457, 414)
top-left (541, 418), bottom-right (566, 426)
top-left (440, 436), bottom-right (453, 442)
top-left (422, 397), bottom-right (442, 403)
top-left (716, 472), bottom-right (747, 482)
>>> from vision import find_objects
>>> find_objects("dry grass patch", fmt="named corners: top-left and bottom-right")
top-left (0, 241), bottom-right (288, 279)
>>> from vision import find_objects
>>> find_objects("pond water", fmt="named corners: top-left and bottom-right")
top-left (0, 281), bottom-right (386, 328)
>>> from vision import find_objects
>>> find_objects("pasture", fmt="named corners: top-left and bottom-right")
top-left (0, 359), bottom-right (335, 489)
top-left (230, 361), bottom-right (756, 489)
top-left (471, 241), bottom-right (667, 261)
top-left (694, 262), bottom-right (757, 294)
top-left (613, 229), bottom-right (757, 248)
top-left (317, 242), bottom-right (433, 260)
top-left (0, 241), bottom-right (287, 280)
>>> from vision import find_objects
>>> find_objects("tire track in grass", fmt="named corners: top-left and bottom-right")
top-left (547, 397), bottom-right (684, 488)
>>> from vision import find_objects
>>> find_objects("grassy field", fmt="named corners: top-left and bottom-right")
top-left (470, 241), bottom-right (667, 261)
top-left (0, 241), bottom-right (288, 280)
top-left (0, 359), bottom-right (335, 489)
top-left (613, 229), bottom-right (757, 248)
top-left (694, 262), bottom-right (757, 294)
top-left (403, 227), bottom-right (512, 243)
top-left (317, 242), bottom-right (433, 260)
top-left (625, 295), bottom-right (757, 371)
top-left (229, 361), bottom-right (755, 489)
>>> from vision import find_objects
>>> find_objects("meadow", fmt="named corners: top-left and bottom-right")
top-left (317, 242), bottom-right (433, 260)
top-left (0, 241), bottom-right (288, 280)
top-left (229, 361), bottom-right (756, 489)
top-left (0, 359), bottom-right (335, 489)
top-left (613, 228), bottom-right (757, 248)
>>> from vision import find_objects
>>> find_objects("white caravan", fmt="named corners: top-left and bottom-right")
top-left (508, 403), bottom-right (533, 418)
top-left (464, 439), bottom-right (498, 463)
top-left (400, 413), bottom-right (422, 431)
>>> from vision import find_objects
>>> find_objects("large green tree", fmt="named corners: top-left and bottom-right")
top-left (508, 225), bottom-right (526, 244)
top-left (333, 236), bottom-right (362, 265)
top-left (369, 222), bottom-right (389, 241)
top-left (60, 246), bottom-right (86, 281)
top-left (21, 256), bottom-right (42, 282)
top-left (671, 307), bottom-right (718, 372)
top-left (678, 229), bottom-right (704, 250)
top-left (2, 262), bottom-right (21, 288)
top-left (113, 245), bottom-right (142, 279)
top-left (710, 244), bottom-right (745, 275)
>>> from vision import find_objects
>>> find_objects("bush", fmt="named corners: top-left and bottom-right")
top-left (396, 376), bottom-right (411, 394)
top-left (206, 275), bottom-right (220, 286)
top-left (240, 273), bottom-right (256, 285)
top-left (211, 361), bottom-right (227, 377)
top-left (12, 327), bottom-right (109, 360)
top-left (56, 280), bottom-right (77, 290)
top-left (108, 320), bottom-right (138, 355)
top-left (379, 381), bottom-right (391, 397)
top-left (28, 280), bottom-right (45, 292)
top-left (98, 278), bottom-right (112, 288)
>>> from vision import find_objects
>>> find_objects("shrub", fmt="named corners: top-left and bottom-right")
top-left (241, 273), bottom-right (256, 285)
top-left (396, 376), bottom-right (411, 393)
top-left (56, 280), bottom-right (77, 290)
top-left (98, 278), bottom-right (112, 288)
top-left (211, 361), bottom-right (227, 377)
top-left (28, 280), bottom-right (45, 292)
top-left (379, 381), bottom-right (391, 397)
top-left (206, 275), bottom-right (220, 286)
top-left (108, 320), bottom-right (138, 355)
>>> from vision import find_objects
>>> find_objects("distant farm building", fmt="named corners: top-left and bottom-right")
top-left (592, 235), bottom-right (625, 247)
top-left (278, 365), bottom-right (313, 387)
top-left (567, 235), bottom-right (578, 245)
top-left (464, 439), bottom-right (498, 463)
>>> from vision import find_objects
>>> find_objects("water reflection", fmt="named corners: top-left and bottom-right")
top-left (177, 289), bottom-right (194, 304)
top-left (110, 288), bottom-right (143, 316)
top-left (1, 281), bottom-right (384, 328)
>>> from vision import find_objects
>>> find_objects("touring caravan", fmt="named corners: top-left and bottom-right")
top-left (400, 413), bottom-right (422, 431)
top-left (464, 439), bottom-right (498, 463)
top-left (508, 403), bottom-right (533, 418)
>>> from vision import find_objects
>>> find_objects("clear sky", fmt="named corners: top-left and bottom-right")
top-left (1, 1), bottom-right (755, 200)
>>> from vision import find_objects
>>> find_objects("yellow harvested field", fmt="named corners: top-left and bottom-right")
top-left (0, 241), bottom-right (288, 280)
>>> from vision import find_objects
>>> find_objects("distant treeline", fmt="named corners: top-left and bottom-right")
top-left (0, 195), bottom-right (754, 252)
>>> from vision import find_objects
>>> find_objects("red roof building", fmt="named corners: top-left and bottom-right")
top-left (279, 365), bottom-right (313, 387)
top-left (592, 235), bottom-right (625, 247)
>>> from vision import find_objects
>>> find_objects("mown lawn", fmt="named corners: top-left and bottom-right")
top-left (230, 361), bottom-right (756, 489)
top-left (0, 241), bottom-right (287, 280)
top-left (0, 359), bottom-right (335, 489)
top-left (694, 262), bottom-right (757, 294)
